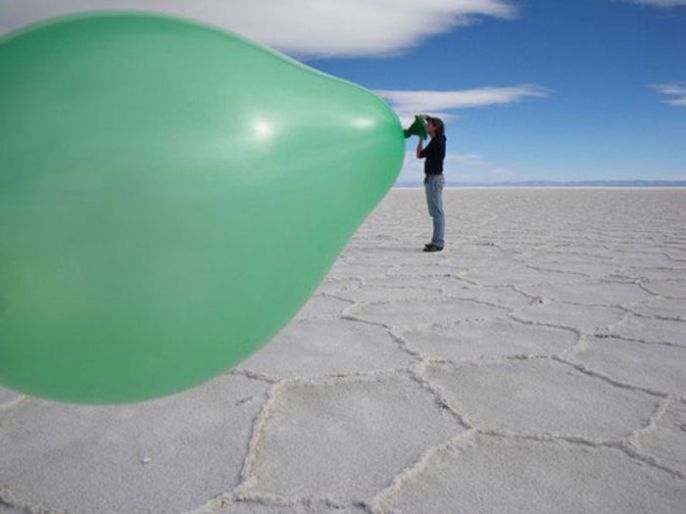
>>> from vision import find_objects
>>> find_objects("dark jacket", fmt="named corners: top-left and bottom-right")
top-left (419, 135), bottom-right (446, 175)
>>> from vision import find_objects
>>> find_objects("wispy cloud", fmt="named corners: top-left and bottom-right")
top-left (652, 83), bottom-right (686, 106)
top-left (0, 0), bottom-right (515, 58)
top-left (622, 0), bottom-right (686, 7)
top-left (376, 85), bottom-right (549, 124)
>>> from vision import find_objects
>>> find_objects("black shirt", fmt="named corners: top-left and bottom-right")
top-left (419, 135), bottom-right (446, 175)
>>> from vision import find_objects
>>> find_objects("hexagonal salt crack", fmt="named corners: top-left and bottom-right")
top-left (638, 399), bottom-right (686, 476)
top-left (523, 251), bottom-right (610, 266)
top-left (381, 435), bottom-right (686, 513)
top-left (628, 269), bottom-right (684, 283)
top-left (512, 301), bottom-right (626, 334)
top-left (614, 252), bottom-right (682, 268)
top-left (524, 260), bottom-right (620, 279)
top-left (463, 263), bottom-right (581, 287)
top-left (391, 262), bottom-right (468, 277)
top-left (444, 285), bottom-right (536, 311)
top-left (315, 276), bottom-right (362, 296)
top-left (517, 280), bottom-right (652, 307)
top-left (0, 375), bottom-right (268, 514)
top-left (240, 319), bottom-right (414, 380)
top-left (422, 359), bottom-right (657, 439)
top-left (631, 297), bottom-right (686, 321)
top-left (327, 262), bottom-right (390, 281)
top-left (364, 276), bottom-right (469, 296)
top-left (246, 375), bottom-right (463, 500)
top-left (612, 315), bottom-right (685, 346)
top-left (295, 295), bottom-right (353, 320)
top-left (347, 298), bottom-right (507, 330)
top-left (333, 285), bottom-right (443, 304)
top-left (401, 318), bottom-right (577, 361)
top-left (218, 500), bottom-right (366, 514)
top-left (641, 278), bottom-right (686, 299)
top-left (566, 336), bottom-right (686, 394)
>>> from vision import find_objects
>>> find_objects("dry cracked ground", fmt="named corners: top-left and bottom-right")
top-left (1, 189), bottom-right (685, 513)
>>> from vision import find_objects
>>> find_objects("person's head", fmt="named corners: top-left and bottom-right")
top-left (426, 116), bottom-right (445, 138)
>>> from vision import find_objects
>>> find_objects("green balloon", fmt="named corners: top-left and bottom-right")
top-left (0, 13), bottom-right (403, 403)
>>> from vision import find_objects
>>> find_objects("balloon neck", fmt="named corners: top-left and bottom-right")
top-left (403, 115), bottom-right (428, 140)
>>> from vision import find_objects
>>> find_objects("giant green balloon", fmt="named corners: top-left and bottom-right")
top-left (0, 13), bottom-right (404, 403)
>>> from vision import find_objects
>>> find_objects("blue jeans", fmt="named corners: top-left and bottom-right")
top-left (424, 174), bottom-right (445, 247)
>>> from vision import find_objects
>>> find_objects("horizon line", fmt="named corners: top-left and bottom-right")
top-left (394, 179), bottom-right (686, 188)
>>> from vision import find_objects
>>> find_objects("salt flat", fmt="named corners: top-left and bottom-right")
top-left (1, 188), bottom-right (685, 513)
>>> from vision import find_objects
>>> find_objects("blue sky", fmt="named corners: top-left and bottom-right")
top-left (306, 0), bottom-right (686, 183)
top-left (2, 0), bottom-right (685, 183)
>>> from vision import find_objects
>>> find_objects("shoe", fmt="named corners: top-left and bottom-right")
top-left (424, 243), bottom-right (434, 249)
top-left (423, 244), bottom-right (444, 253)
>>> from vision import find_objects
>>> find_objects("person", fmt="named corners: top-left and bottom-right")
top-left (416, 116), bottom-right (446, 252)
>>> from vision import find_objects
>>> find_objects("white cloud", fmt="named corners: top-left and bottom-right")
top-left (388, 85), bottom-right (546, 184)
top-left (623, 0), bottom-right (686, 6)
top-left (652, 83), bottom-right (686, 106)
top-left (0, 0), bottom-right (515, 58)
top-left (377, 85), bottom-right (548, 123)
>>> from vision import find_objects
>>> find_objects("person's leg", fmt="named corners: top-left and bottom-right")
top-left (433, 175), bottom-right (445, 247)
top-left (424, 176), bottom-right (435, 246)
top-left (426, 175), bottom-right (445, 248)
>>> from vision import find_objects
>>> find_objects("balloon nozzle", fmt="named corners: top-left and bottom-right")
top-left (403, 115), bottom-right (428, 140)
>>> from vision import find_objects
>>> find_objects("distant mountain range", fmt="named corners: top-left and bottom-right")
top-left (394, 180), bottom-right (686, 188)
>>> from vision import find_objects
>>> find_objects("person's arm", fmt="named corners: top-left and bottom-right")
top-left (417, 137), bottom-right (433, 159)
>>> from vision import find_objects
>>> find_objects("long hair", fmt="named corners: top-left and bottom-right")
top-left (427, 117), bottom-right (445, 137)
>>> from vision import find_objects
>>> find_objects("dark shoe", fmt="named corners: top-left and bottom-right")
top-left (423, 244), bottom-right (444, 253)
top-left (424, 243), bottom-right (434, 249)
